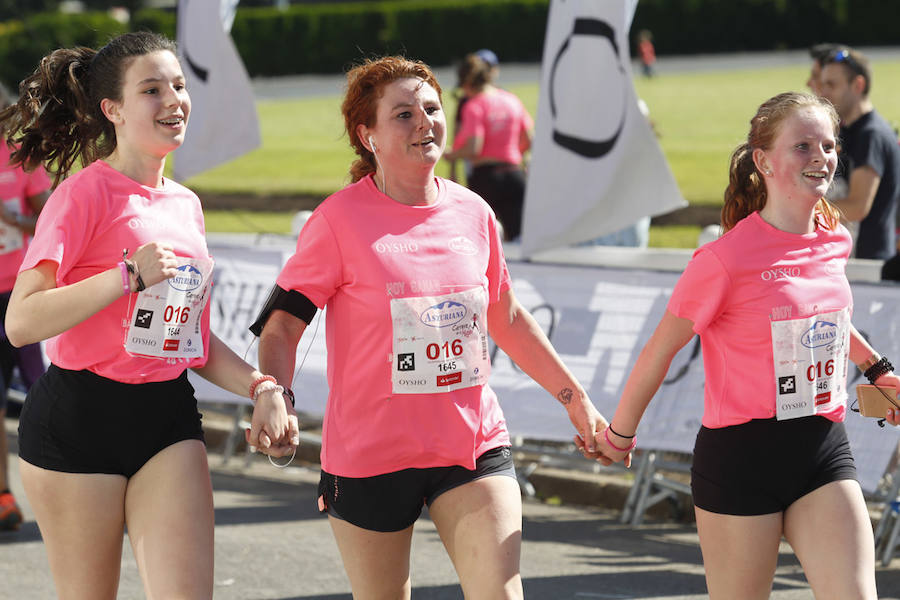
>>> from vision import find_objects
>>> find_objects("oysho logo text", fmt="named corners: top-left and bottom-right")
top-left (760, 266), bottom-right (800, 281)
top-left (375, 240), bottom-right (419, 254)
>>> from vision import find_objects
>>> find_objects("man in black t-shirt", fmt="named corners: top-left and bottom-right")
top-left (820, 47), bottom-right (900, 263)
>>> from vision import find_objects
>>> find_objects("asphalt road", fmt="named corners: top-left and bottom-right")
top-left (3, 416), bottom-right (900, 599)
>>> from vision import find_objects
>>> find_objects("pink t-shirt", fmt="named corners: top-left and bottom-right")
top-left (277, 175), bottom-right (512, 477)
top-left (453, 88), bottom-right (533, 166)
top-left (668, 211), bottom-right (853, 428)
top-left (21, 160), bottom-right (211, 383)
top-left (0, 143), bottom-right (51, 292)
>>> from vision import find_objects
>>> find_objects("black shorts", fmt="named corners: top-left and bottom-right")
top-left (318, 446), bottom-right (517, 532)
top-left (691, 415), bottom-right (857, 516)
top-left (468, 164), bottom-right (526, 241)
top-left (18, 364), bottom-right (204, 478)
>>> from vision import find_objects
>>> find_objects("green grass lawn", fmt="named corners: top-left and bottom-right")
top-left (196, 59), bottom-right (900, 247)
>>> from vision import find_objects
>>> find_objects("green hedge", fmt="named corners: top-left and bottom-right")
top-left (0, 12), bottom-right (127, 86)
top-left (230, 0), bottom-right (549, 77)
top-left (631, 0), bottom-right (900, 55)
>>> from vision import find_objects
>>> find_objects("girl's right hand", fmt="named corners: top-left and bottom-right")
top-left (128, 242), bottom-right (180, 288)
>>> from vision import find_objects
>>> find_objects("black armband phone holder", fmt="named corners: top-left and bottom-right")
top-left (249, 285), bottom-right (318, 336)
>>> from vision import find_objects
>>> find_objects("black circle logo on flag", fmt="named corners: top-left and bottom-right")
top-left (549, 18), bottom-right (627, 158)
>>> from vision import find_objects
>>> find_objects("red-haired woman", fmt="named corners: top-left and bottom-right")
top-left (252, 56), bottom-right (613, 599)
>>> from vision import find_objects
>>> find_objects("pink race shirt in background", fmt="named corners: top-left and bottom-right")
top-left (277, 175), bottom-right (512, 478)
top-left (21, 160), bottom-right (212, 383)
top-left (453, 88), bottom-right (533, 166)
top-left (668, 211), bottom-right (853, 428)
top-left (0, 143), bottom-right (51, 292)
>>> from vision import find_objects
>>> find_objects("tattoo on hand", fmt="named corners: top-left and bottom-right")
top-left (557, 387), bottom-right (573, 405)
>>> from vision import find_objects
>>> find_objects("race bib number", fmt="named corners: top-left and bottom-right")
top-left (124, 257), bottom-right (213, 360)
top-left (771, 307), bottom-right (850, 420)
top-left (0, 197), bottom-right (23, 254)
top-left (391, 287), bottom-right (491, 394)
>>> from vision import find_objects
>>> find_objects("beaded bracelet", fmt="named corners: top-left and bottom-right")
top-left (249, 375), bottom-right (277, 401)
top-left (254, 382), bottom-right (284, 403)
top-left (864, 356), bottom-right (894, 384)
top-left (605, 427), bottom-right (637, 453)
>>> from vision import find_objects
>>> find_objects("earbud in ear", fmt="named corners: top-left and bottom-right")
top-left (369, 136), bottom-right (377, 152)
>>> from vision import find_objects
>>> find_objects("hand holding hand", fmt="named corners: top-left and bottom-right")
top-left (245, 388), bottom-right (300, 457)
top-left (561, 389), bottom-right (616, 466)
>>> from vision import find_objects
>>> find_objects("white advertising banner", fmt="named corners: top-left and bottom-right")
top-left (198, 243), bottom-right (900, 494)
top-left (520, 0), bottom-right (686, 255)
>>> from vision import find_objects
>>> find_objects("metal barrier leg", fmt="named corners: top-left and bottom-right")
top-left (881, 501), bottom-right (900, 567)
top-left (874, 467), bottom-right (900, 548)
top-left (517, 462), bottom-right (538, 498)
top-left (630, 451), bottom-right (659, 527)
top-left (620, 451), bottom-right (650, 524)
top-left (221, 404), bottom-right (249, 466)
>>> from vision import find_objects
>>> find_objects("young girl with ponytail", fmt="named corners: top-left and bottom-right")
top-left (594, 92), bottom-right (899, 599)
top-left (2, 32), bottom-right (296, 599)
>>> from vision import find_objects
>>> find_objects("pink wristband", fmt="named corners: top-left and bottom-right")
top-left (605, 427), bottom-right (637, 452)
top-left (118, 261), bottom-right (131, 296)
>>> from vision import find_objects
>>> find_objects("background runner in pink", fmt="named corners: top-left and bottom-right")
top-left (0, 143), bottom-right (50, 292)
top-left (444, 52), bottom-right (533, 240)
top-left (452, 88), bottom-right (532, 166)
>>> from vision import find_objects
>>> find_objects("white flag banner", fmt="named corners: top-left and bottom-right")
top-left (173, 0), bottom-right (260, 182)
top-left (521, 0), bottom-right (686, 255)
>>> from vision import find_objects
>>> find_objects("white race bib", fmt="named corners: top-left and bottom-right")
top-left (124, 257), bottom-right (214, 360)
top-left (771, 307), bottom-right (850, 420)
top-left (0, 197), bottom-right (23, 254)
top-left (391, 287), bottom-right (491, 394)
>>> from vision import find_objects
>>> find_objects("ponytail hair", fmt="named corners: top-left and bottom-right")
top-left (721, 91), bottom-right (841, 232)
top-left (342, 56), bottom-right (442, 183)
top-left (0, 31), bottom-right (176, 185)
top-left (721, 142), bottom-right (767, 232)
